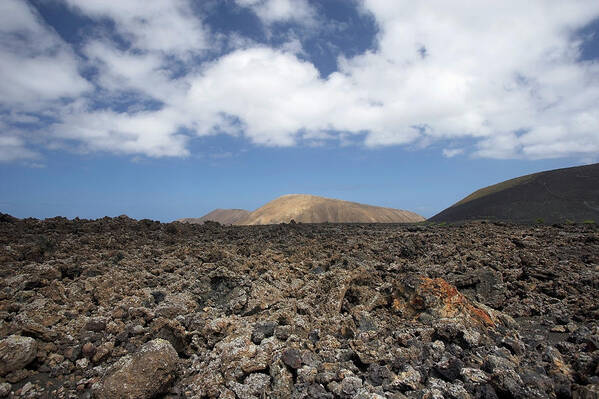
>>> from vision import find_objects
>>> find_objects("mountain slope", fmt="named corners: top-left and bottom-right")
top-left (430, 163), bottom-right (599, 223)
top-left (178, 209), bottom-right (250, 225)
top-left (236, 194), bottom-right (424, 225)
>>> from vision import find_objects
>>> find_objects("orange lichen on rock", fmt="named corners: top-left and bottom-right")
top-left (391, 298), bottom-right (403, 312)
top-left (418, 277), bottom-right (495, 327)
top-left (419, 278), bottom-right (461, 305)
top-left (467, 304), bottom-right (496, 327)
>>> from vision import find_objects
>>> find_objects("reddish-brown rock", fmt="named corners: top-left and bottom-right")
top-left (95, 339), bottom-right (178, 399)
top-left (0, 335), bottom-right (37, 376)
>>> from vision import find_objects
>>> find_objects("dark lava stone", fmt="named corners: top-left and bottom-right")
top-left (555, 382), bottom-right (572, 399)
top-left (251, 321), bottom-right (278, 344)
top-left (491, 371), bottom-right (525, 398)
top-left (308, 329), bottom-right (320, 343)
top-left (81, 342), bottom-right (95, 358)
top-left (474, 384), bottom-right (499, 399)
top-left (569, 327), bottom-right (592, 345)
top-left (434, 357), bottom-right (464, 381)
top-left (307, 383), bottom-right (333, 398)
top-left (282, 348), bottom-right (302, 369)
top-left (501, 337), bottom-right (524, 356)
top-left (521, 370), bottom-right (555, 396)
top-left (115, 331), bottom-right (129, 345)
top-left (151, 291), bottom-right (166, 304)
top-left (367, 363), bottom-right (393, 386)
top-left (84, 318), bottom-right (106, 332)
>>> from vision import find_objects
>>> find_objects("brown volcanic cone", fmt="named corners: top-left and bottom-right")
top-left (178, 209), bottom-right (250, 225)
top-left (236, 194), bottom-right (424, 225)
top-left (430, 163), bottom-right (599, 223)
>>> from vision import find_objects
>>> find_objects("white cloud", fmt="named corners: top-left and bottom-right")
top-left (2, 0), bottom-right (599, 161)
top-left (0, 51), bottom-right (90, 106)
top-left (53, 107), bottom-right (190, 157)
top-left (474, 133), bottom-right (523, 159)
top-left (344, 0), bottom-right (599, 156)
top-left (0, 0), bottom-right (45, 34)
top-left (443, 148), bottom-right (464, 158)
top-left (0, 0), bottom-right (90, 108)
top-left (0, 135), bottom-right (38, 162)
top-left (61, 0), bottom-right (209, 55)
top-left (235, 0), bottom-right (317, 26)
top-left (183, 0), bottom-right (599, 159)
top-left (185, 47), bottom-right (336, 145)
top-left (82, 41), bottom-right (183, 102)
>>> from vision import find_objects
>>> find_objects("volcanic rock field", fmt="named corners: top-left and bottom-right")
top-left (0, 215), bottom-right (598, 398)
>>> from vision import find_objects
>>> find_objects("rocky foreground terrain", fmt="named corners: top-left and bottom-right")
top-left (0, 215), bottom-right (598, 398)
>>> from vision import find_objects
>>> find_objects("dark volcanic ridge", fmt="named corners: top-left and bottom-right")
top-left (0, 215), bottom-right (598, 398)
top-left (431, 163), bottom-right (599, 224)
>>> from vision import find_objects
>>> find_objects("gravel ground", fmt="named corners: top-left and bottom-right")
top-left (0, 215), bottom-right (598, 398)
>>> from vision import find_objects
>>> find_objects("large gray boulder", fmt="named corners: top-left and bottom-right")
top-left (0, 335), bottom-right (37, 376)
top-left (95, 338), bottom-right (178, 399)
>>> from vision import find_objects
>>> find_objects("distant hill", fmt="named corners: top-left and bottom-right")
top-left (430, 163), bottom-right (599, 223)
top-left (236, 194), bottom-right (425, 225)
top-left (178, 209), bottom-right (250, 225)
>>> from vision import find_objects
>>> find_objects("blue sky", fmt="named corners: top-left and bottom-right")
top-left (1, 0), bottom-right (598, 221)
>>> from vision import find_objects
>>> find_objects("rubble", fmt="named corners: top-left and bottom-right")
top-left (0, 216), bottom-right (598, 397)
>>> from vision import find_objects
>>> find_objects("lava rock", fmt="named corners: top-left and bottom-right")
top-left (95, 338), bottom-right (179, 399)
top-left (82, 342), bottom-right (96, 358)
top-left (281, 348), bottom-right (302, 369)
top-left (574, 384), bottom-right (599, 399)
top-left (0, 382), bottom-right (10, 397)
top-left (251, 321), bottom-right (277, 344)
top-left (434, 356), bottom-right (464, 381)
top-left (391, 365), bottom-right (421, 391)
top-left (0, 335), bottom-right (37, 376)
top-left (2, 216), bottom-right (599, 397)
top-left (84, 317), bottom-right (107, 332)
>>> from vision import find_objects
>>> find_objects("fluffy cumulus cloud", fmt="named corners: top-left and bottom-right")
top-left (0, 134), bottom-right (38, 162)
top-left (234, 0), bottom-right (317, 26)
top-left (348, 0), bottom-right (599, 157)
top-left (0, 0), bottom-right (90, 107)
top-left (1, 0), bottom-right (599, 161)
top-left (61, 0), bottom-right (209, 55)
top-left (443, 148), bottom-right (465, 158)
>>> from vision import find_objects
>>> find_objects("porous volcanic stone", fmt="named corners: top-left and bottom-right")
top-left (95, 338), bottom-right (178, 399)
top-left (281, 348), bottom-right (302, 369)
top-left (0, 335), bottom-right (37, 376)
top-left (1, 216), bottom-right (598, 397)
